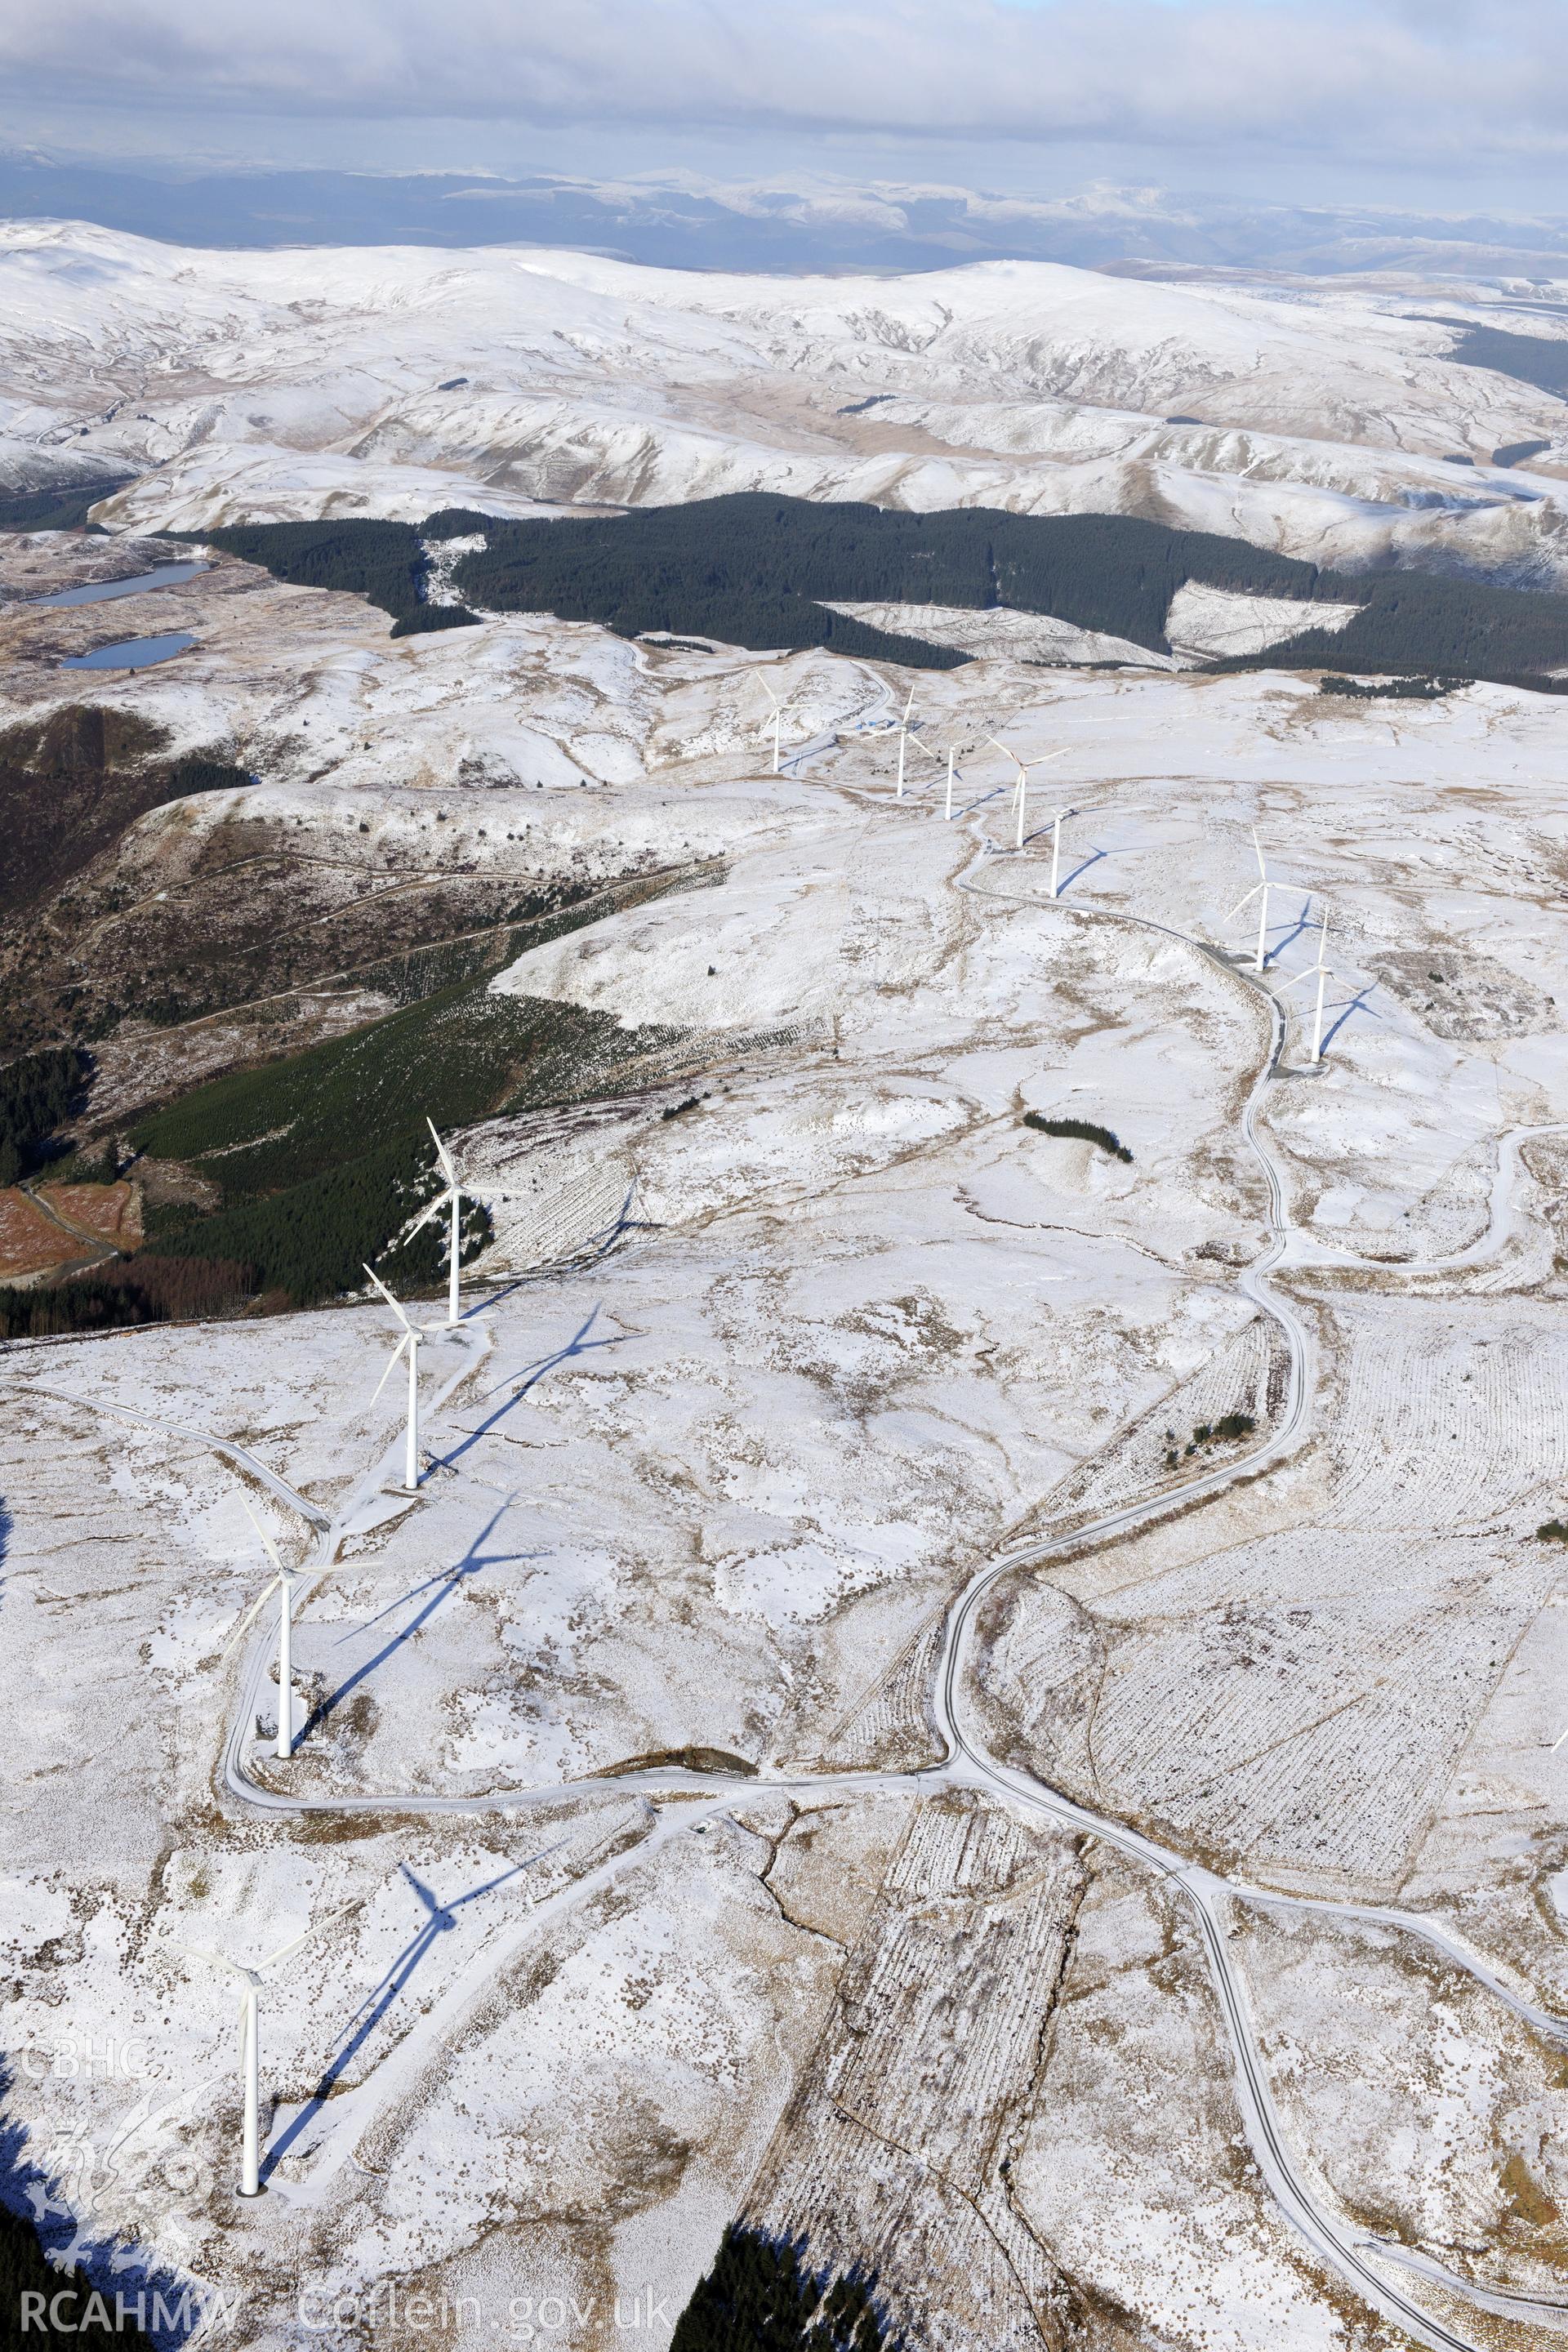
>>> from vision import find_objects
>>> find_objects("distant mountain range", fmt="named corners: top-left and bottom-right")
top-left (7, 154), bottom-right (1568, 281)
top-left (7, 220), bottom-right (1568, 603)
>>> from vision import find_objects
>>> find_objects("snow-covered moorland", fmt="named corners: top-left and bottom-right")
top-left (5, 487), bottom-right (1568, 2351)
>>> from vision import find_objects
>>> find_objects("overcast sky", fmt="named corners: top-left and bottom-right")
top-left (1, 0), bottom-right (1563, 211)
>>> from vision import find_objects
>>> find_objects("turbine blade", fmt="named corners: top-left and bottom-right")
top-left (425, 1117), bottom-right (458, 1187)
top-left (234, 1489), bottom-right (286, 1576)
top-left (907, 734), bottom-right (941, 761)
top-left (220, 1570), bottom-right (285, 1659)
top-left (1226, 884), bottom-right (1262, 920)
top-left (401, 1190), bottom-right (452, 1245)
top-left (172, 1944), bottom-right (254, 1985)
top-left (362, 1263), bottom-right (416, 1332)
top-left (259, 1923), bottom-right (321, 1973)
top-left (261, 1897), bottom-right (363, 1975)
top-left (1252, 826), bottom-right (1267, 880)
top-left (901, 684), bottom-right (915, 724)
top-left (370, 1332), bottom-right (411, 1405)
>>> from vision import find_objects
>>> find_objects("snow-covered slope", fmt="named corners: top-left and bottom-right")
top-left (5, 221), bottom-right (1568, 584)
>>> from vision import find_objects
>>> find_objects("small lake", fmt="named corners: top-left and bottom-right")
top-left (31, 559), bottom-right (207, 610)
top-left (61, 631), bottom-right (196, 670)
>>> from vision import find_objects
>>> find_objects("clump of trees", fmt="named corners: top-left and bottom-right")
top-left (0, 2203), bottom-right (154, 2345)
top-left (170, 519), bottom-right (479, 636)
top-left (0, 1045), bottom-right (91, 1183)
top-left (0, 1254), bottom-right (253, 1339)
top-left (1317, 675), bottom-right (1459, 702)
top-left (1165, 1411), bottom-right (1257, 1468)
top-left (670, 2224), bottom-right (902, 2352)
top-left (0, 475), bottom-right (132, 532)
top-left (128, 964), bottom-right (677, 1307)
top-left (1023, 1111), bottom-right (1133, 1162)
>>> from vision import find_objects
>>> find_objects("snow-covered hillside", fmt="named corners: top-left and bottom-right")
top-left (5, 222), bottom-right (1568, 583)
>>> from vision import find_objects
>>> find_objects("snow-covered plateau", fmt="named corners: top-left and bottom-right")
top-left (6, 247), bottom-right (1568, 2352)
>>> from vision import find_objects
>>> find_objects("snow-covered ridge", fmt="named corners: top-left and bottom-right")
top-left (4, 221), bottom-right (1568, 586)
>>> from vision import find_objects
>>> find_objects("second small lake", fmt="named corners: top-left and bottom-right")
top-left (32, 560), bottom-right (207, 609)
top-left (61, 632), bottom-right (197, 670)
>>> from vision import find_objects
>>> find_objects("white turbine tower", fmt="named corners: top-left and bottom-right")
top-left (176, 1914), bottom-right (343, 2197)
top-left (227, 1490), bottom-right (302, 1762)
top-left (1282, 910), bottom-right (1334, 1064)
top-left (363, 1264), bottom-right (432, 1493)
top-left (1227, 828), bottom-right (1275, 973)
top-left (399, 1117), bottom-right (529, 1328)
top-left (987, 738), bottom-right (1067, 852)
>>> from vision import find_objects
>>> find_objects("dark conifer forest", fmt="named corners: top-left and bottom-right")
top-left (180, 495), bottom-right (1568, 689)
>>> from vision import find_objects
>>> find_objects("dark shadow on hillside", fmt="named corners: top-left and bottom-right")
top-left (670, 2221), bottom-right (906, 2352)
top-left (0, 2057), bottom-right (220, 2345)
top-left (1321, 982), bottom-right (1382, 1051)
top-left (1267, 895), bottom-right (1319, 968)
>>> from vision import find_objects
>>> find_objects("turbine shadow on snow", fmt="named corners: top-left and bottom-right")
top-left (305, 1500), bottom-right (538, 1735)
top-left (261, 1853), bottom-right (561, 2180)
top-left (434, 1307), bottom-right (625, 1472)
top-left (1320, 982), bottom-right (1381, 1052)
top-left (1266, 895), bottom-right (1318, 967)
top-left (1053, 845), bottom-right (1111, 893)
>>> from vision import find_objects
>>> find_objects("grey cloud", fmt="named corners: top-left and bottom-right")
top-left (3, 0), bottom-right (1568, 164)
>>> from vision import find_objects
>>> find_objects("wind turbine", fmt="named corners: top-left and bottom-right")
top-left (987, 738), bottom-right (1067, 852)
top-left (902, 725), bottom-right (946, 807)
top-left (227, 1490), bottom-right (302, 1762)
top-left (399, 1117), bottom-right (532, 1328)
top-left (1227, 828), bottom-right (1275, 973)
top-left (363, 1264), bottom-right (434, 1493)
top-left (1046, 800), bottom-right (1100, 900)
top-left (891, 685), bottom-right (919, 799)
top-left (755, 674), bottom-right (796, 775)
top-left (176, 1913), bottom-right (345, 2196)
top-left (1282, 910), bottom-right (1334, 1063)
